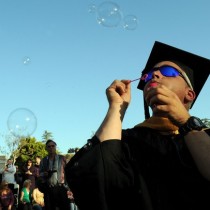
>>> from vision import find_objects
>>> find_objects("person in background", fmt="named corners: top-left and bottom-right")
top-left (1, 159), bottom-right (16, 188)
top-left (34, 156), bottom-right (41, 187)
top-left (65, 41), bottom-right (210, 210)
top-left (0, 181), bottom-right (15, 210)
top-left (32, 187), bottom-right (44, 210)
top-left (22, 159), bottom-right (36, 191)
top-left (39, 139), bottom-right (70, 210)
top-left (19, 179), bottom-right (33, 210)
top-left (14, 165), bottom-right (22, 188)
top-left (1, 159), bottom-right (18, 206)
top-left (67, 190), bottom-right (78, 210)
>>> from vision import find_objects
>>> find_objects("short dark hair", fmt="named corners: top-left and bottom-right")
top-left (27, 158), bottom-right (33, 163)
top-left (46, 139), bottom-right (57, 146)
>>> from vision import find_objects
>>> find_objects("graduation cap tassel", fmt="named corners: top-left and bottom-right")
top-left (144, 98), bottom-right (150, 119)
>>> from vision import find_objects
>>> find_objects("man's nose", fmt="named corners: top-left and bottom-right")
top-left (151, 70), bottom-right (163, 79)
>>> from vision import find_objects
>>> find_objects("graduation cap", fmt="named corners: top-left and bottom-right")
top-left (137, 41), bottom-right (210, 118)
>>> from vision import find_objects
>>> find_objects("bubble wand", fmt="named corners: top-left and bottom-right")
top-left (130, 77), bottom-right (141, 83)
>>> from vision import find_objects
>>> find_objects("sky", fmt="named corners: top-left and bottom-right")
top-left (0, 0), bottom-right (210, 154)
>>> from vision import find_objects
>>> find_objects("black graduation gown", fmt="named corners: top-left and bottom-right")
top-left (65, 127), bottom-right (210, 210)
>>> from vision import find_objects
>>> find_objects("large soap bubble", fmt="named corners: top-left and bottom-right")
top-left (96, 1), bottom-right (122, 27)
top-left (7, 108), bottom-right (37, 137)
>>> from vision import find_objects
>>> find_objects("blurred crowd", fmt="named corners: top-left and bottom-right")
top-left (0, 140), bottom-right (78, 210)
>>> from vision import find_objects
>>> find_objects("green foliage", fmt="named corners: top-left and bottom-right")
top-left (67, 147), bottom-right (80, 153)
top-left (1, 131), bottom-right (74, 170)
top-left (201, 118), bottom-right (210, 127)
top-left (65, 153), bottom-right (75, 163)
top-left (11, 136), bottom-right (47, 169)
top-left (42, 130), bottom-right (53, 143)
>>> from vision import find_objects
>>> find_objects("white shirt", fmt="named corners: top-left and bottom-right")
top-left (2, 164), bottom-right (16, 184)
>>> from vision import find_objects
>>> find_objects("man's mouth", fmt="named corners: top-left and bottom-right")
top-left (148, 82), bottom-right (158, 87)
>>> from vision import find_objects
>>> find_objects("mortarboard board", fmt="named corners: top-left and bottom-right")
top-left (138, 41), bottom-right (210, 110)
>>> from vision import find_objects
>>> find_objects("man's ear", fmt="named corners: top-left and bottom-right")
top-left (184, 88), bottom-right (196, 103)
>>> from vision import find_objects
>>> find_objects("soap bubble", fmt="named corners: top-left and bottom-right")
top-left (123, 15), bottom-right (138, 30)
top-left (23, 56), bottom-right (31, 65)
top-left (96, 1), bottom-right (122, 27)
top-left (7, 108), bottom-right (37, 137)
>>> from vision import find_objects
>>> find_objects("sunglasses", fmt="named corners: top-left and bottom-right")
top-left (141, 65), bottom-right (183, 83)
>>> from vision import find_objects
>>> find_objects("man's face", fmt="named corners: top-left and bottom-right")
top-left (46, 142), bottom-right (56, 154)
top-left (7, 159), bottom-right (12, 165)
top-left (143, 61), bottom-right (194, 108)
top-left (27, 160), bottom-right (32, 165)
top-left (35, 157), bottom-right (41, 164)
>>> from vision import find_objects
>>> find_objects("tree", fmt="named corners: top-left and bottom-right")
top-left (0, 131), bottom-right (71, 172)
top-left (65, 153), bottom-right (75, 163)
top-left (0, 133), bottom-right (47, 167)
top-left (42, 130), bottom-right (53, 143)
top-left (15, 137), bottom-right (47, 168)
top-left (0, 133), bottom-right (24, 163)
top-left (67, 148), bottom-right (75, 153)
top-left (202, 118), bottom-right (210, 127)
top-left (67, 147), bottom-right (80, 153)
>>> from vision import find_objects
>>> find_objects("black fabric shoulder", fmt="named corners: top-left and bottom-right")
top-left (65, 135), bottom-right (100, 169)
top-left (65, 136), bottom-right (143, 210)
top-left (204, 128), bottom-right (210, 136)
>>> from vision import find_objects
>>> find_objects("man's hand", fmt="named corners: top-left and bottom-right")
top-left (144, 84), bottom-right (190, 125)
top-left (106, 80), bottom-right (131, 108)
top-left (96, 79), bottom-right (131, 142)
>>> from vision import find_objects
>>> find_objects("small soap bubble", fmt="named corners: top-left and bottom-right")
top-left (45, 82), bottom-right (52, 88)
top-left (123, 15), bottom-right (138, 30)
top-left (23, 56), bottom-right (31, 65)
top-left (88, 3), bottom-right (97, 14)
top-left (96, 1), bottom-right (122, 28)
top-left (7, 108), bottom-right (37, 137)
